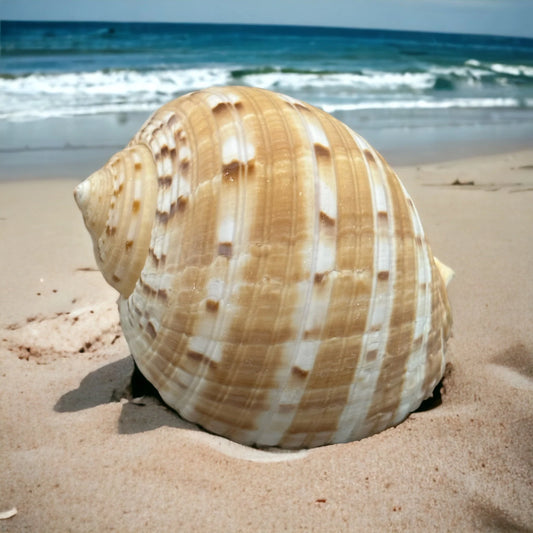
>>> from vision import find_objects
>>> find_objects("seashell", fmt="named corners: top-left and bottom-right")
top-left (74, 86), bottom-right (453, 448)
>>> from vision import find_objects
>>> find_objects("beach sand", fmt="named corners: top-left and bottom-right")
top-left (1, 149), bottom-right (532, 532)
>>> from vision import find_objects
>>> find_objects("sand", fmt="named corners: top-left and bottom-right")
top-left (1, 150), bottom-right (532, 532)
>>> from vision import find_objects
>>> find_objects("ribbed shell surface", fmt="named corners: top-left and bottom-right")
top-left (88, 86), bottom-right (451, 448)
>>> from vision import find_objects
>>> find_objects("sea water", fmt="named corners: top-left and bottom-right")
top-left (1, 21), bottom-right (532, 178)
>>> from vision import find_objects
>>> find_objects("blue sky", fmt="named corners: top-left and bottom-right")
top-left (2, 0), bottom-right (532, 38)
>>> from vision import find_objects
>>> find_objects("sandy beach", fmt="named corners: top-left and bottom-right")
top-left (1, 149), bottom-right (532, 531)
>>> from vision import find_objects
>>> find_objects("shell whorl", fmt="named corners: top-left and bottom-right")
top-left (74, 144), bottom-right (158, 297)
top-left (75, 86), bottom-right (453, 448)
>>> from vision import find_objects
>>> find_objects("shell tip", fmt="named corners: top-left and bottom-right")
top-left (73, 179), bottom-right (90, 212)
top-left (434, 257), bottom-right (454, 288)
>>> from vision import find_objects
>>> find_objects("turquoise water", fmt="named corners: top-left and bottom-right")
top-left (1, 21), bottom-right (532, 178)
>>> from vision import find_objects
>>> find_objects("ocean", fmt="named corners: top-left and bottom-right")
top-left (1, 20), bottom-right (533, 178)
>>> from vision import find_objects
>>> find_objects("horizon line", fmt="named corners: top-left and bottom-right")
top-left (3, 19), bottom-right (533, 42)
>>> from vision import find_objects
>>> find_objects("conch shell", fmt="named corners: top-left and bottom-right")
top-left (75, 86), bottom-right (452, 448)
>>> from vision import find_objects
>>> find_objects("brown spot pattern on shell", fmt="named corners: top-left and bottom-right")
top-left (74, 86), bottom-right (453, 448)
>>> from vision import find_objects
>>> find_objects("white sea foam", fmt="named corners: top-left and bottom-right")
top-left (464, 59), bottom-right (533, 78)
top-left (244, 70), bottom-right (435, 92)
top-left (0, 62), bottom-right (531, 122)
top-left (0, 68), bottom-right (230, 96)
top-left (490, 63), bottom-right (533, 77)
top-left (320, 97), bottom-right (523, 114)
top-left (0, 68), bottom-right (231, 121)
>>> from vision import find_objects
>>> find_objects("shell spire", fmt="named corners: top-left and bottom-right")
top-left (434, 257), bottom-right (454, 287)
top-left (74, 143), bottom-right (158, 297)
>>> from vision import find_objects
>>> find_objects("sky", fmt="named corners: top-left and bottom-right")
top-left (1, 0), bottom-right (532, 39)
